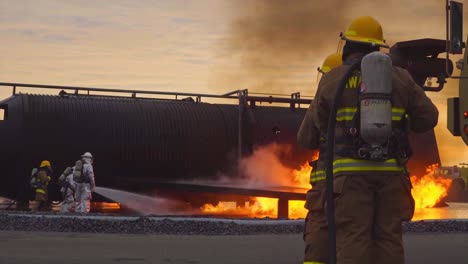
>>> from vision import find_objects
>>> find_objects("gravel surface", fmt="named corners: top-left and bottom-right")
top-left (1, 211), bottom-right (468, 235)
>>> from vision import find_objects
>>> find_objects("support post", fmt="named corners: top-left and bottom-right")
top-left (277, 198), bottom-right (289, 219)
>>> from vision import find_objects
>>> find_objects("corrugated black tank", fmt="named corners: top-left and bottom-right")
top-left (0, 93), bottom-right (440, 201)
top-left (0, 93), bottom-right (311, 200)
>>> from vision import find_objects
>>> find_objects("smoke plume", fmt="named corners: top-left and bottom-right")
top-left (214, 0), bottom-right (451, 93)
top-left (219, 0), bottom-right (352, 93)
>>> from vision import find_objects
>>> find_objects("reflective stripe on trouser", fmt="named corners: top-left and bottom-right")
top-left (75, 183), bottom-right (91, 213)
top-left (334, 173), bottom-right (406, 264)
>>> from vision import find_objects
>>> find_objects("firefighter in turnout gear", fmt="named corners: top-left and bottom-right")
top-left (298, 52), bottom-right (342, 264)
top-left (32, 160), bottom-right (52, 211)
top-left (58, 166), bottom-right (75, 213)
top-left (298, 16), bottom-right (438, 264)
top-left (318, 53), bottom-right (343, 74)
top-left (74, 152), bottom-right (96, 213)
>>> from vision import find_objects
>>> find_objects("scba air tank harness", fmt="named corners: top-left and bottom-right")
top-left (325, 52), bottom-right (411, 264)
top-left (353, 52), bottom-right (393, 161)
top-left (340, 53), bottom-right (412, 163)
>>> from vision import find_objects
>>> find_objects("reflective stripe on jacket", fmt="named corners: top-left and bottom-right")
top-left (333, 158), bottom-right (404, 174)
top-left (298, 60), bottom-right (438, 182)
top-left (310, 169), bottom-right (326, 184)
top-left (36, 171), bottom-right (51, 193)
top-left (310, 159), bottom-right (404, 183)
top-left (36, 188), bottom-right (46, 194)
top-left (336, 107), bottom-right (405, 121)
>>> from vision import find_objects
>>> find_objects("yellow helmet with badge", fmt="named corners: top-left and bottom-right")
top-left (40, 160), bottom-right (51, 168)
top-left (318, 53), bottom-right (342, 74)
top-left (340, 16), bottom-right (388, 48)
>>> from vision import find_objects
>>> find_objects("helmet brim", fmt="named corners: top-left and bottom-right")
top-left (341, 34), bottom-right (389, 48)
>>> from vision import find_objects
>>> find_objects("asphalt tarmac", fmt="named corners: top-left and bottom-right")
top-left (0, 231), bottom-right (466, 264)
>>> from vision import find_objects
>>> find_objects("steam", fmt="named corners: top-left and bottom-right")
top-left (192, 143), bottom-right (316, 191)
top-left (94, 186), bottom-right (191, 215)
top-left (238, 143), bottom-right (313, 188)
top-left (92, 144), bottom-right (314, 218)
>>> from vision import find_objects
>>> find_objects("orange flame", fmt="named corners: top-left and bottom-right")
top-left (200, 144), bottom-right (313, 218)
top-left (411, 164), bottom-right (452, 209)
top-left (201, 146), bottom-right (453, 219)
top-left (201, 198), bottom-right (307, 218)
top-left (200, 198), bottom-right (277, 218)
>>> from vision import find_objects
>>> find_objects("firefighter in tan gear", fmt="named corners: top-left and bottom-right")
top-left (299, 16), bottom-right (438, 264)
top-left (298, 52), bottom-right (342, 264)
top-left (31, 160), bottom-right (52, 211)
top-left (317, 53), bottom-right (342, 75)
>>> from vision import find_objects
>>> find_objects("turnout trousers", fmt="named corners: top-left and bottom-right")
top-left (333, 173), bottom-right (414, 264)
top-left (303, 181), bottom-right (328, 264)
top-left (61, 189), bottom-right (75, 213)
top-left (34, 191), bottom-right (48, 211)
top-left (75, 183), bottom-right (91, 213)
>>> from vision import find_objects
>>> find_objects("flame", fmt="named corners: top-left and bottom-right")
top-left (92, 202), bottom-right (121, 210)
top-left (292, 160), bottom-right (316, 188)
top-left (200, 146), bottom-right (453, 219)
top-left (411, 164), bottom-right (452, 209)
top-left (289, 200), bottom-right (307, 219)
top-left (200, 144), bottom-right (313, 218)
top-left (200, 198), bottom-right (277, 218)
top-left (201, 198), bottom-right (307, 218)
top-left (288, 161), bottom-right (314, 218)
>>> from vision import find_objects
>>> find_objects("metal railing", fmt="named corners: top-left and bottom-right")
top-left (0, 82), bottom-right (313, 108)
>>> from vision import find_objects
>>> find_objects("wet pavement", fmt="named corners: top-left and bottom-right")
top-left (412, 202), bottom-right (468, 221)
top-left (0, 231), bottom-right (466, 264)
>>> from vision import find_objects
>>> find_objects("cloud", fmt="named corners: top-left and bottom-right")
top-left (0, 0), bottom-right (225, 93)
top-left (171, 17), bottom-right (197, 24)
top-left (1, 0), bottom-right (468, 164)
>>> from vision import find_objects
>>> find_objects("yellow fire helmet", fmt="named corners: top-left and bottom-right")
top-left (340, 16), bottom-right (389, 48)
top-left (318, 53), bottom-right (343, 74)
top-left (40, 160), bottom-right (51, 168)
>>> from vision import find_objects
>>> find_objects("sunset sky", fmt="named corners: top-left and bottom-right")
top-left (1, 0), bottom-right (467, 166)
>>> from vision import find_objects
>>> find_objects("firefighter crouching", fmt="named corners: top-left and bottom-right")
top-left (31, 160), bottom-right (52, 211)
top-left (298, 16), bottom-right (438, 264)
top-left (298, 52), bottom-right (342, 264)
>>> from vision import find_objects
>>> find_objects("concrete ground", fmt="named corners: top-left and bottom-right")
top-left (0, 231), bottom-right (466, 264)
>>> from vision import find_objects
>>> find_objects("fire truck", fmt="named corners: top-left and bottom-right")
top-left (443, 1), bottom-right (468, 201)
top-left (432, 164), bottom-right (468, 202)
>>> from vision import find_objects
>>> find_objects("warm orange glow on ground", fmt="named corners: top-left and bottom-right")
top-left (411, 164), bottom-right (452, 209)
top-left (200, 198), bottom-right (277, 218)
top-left (200, 198), bottom-right (308, 219)
top-left (93, 202), bottom-right (121, 210)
